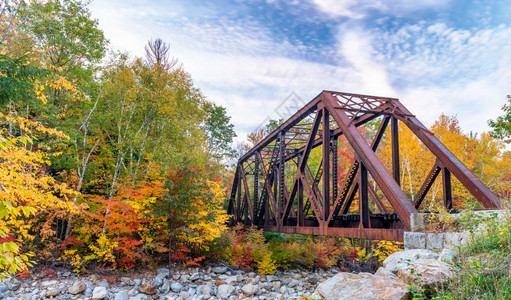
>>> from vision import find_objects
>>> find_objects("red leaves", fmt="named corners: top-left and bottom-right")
top-left (0, 234), bottom-right (16, 244)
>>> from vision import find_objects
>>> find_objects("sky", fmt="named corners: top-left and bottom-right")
top-left (88, 0), bottom-right (511, 143)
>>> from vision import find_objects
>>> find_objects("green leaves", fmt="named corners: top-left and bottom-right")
top-left (488, 95), bottom-right (511, 140)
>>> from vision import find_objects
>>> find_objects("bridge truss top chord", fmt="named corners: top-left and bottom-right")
top-left (228, 91), bottom-right (503, 241)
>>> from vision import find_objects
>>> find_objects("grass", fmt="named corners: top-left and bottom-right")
top-left (434, 209), bottom-right (511, 300)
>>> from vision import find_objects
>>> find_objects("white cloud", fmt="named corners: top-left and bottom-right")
top-left (367, 22), bottom-right (511, 132)
top-left (307, 0), bottom-right (448, 19)
top-left (88, 0), bottom-right (511, 142)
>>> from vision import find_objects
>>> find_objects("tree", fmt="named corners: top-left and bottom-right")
top-left (145, 38), bottom-right (177, 72)
top-left (202, 103), bottom-right (236, 160)
top-left (488, 95), bottom-right (511, 142)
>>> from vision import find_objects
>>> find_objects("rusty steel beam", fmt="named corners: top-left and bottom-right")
top-left (414, 163), bottom-right (441, 209)
top-left (332, 116), bottom-right (390, 218)
top-left (391, 117), bottom-right (400, 186)
top-left (369, 184), bottom-right (388, 213)
top-left (322, 107), bottom-right (331, 221)
top-left (323, 92), bottom-right (417, 229)
top-left (359, 162), bottom-right (370, 228)
top-left (391, 99), bottom-right (503, 209)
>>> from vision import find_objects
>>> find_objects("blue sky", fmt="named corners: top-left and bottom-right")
top-left (88, 0), bottom-right (511, 142)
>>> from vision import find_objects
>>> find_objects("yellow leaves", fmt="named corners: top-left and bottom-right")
top-left (0, 112), bottom-right (69, 140)
top-left (87, 234), bottom-right (118, 263)
top-left (34, 83), bottom-right (47, 104)
top-left (59, 249), bottom-right (85, 273)
top-left (0, 117), bottom-right (78, 278)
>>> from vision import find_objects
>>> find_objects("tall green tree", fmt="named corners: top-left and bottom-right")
top-left (488, 95), bottom-right (511, 142)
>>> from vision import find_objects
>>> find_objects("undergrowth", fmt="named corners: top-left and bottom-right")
top-left (213, 225), bottom-right (403, 274)
top-left (435, 208), bottom-right (511, 299)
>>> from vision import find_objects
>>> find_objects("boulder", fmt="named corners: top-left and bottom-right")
top-left (139, 281), bottom-right (158, 295)
top-left (374, 267), bottom-right (397, 281)
top-left (68, 281), bottom-right (87, 295)
top-left (314, 272), bottom-right (410, 300)
top-left (397, 258), bottom-right (452, 293)
top-left (383, 249), bottom-right (439, 274)
top-left (217, 284), bottom-right (235, 298)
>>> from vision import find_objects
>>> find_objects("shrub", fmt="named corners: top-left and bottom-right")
top-left (436, 209), bottom-right (511, 299)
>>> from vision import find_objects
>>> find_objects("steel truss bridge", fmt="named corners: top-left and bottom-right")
top-left (228, 91), bottom-right (503, 241)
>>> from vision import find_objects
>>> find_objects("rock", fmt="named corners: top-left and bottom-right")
top-left (314, 272), bottom-right (410, 300)
top-left (84, 287), bottom-right (93, 296)
top-left (139, 282), bottom-right (158, 295)
top-left (224, 276), bottom-right (237, 285)
top-left (383, 249), bottom-right (439, 274)
top-left (241, 283), bottom-right (259, 295)
top-left (288, 279), bottom-right (299, 288)
top-left (130, 294), bottom-right (149, 300)
top-left (214, 280), bottom-right (226, 286)
top-left (196, 285), bottom-right (212, 296)
top-left (0, 284), bottom-right (7, 293)
top-left (157, 268), bottom-right (170, 278)
top-left (404, 232), bottom-right (426, 250)
top-left (217, 284), bottom-right (235, 298)
top-left (97, 279), bottom-right (110, 288)
top-left (153, 275), bottom-right (164, 287)
top-left (190, 272), bottom-right (200, 281)
top-left (68, 281), bottom-right (87, 295)
top-left (45, 288), bottom-right (60, 298)
top-left (440, 248), bottom-right (456, 264)
top-left (114, 290), bottom-right (129, 300)
top-left (397, 258), bottom-right (453, 293)
top-left (180, 274), bottom-right (190, 282)
top-left (272, 281), bottom-right (281, 290)
top-left (160, 280), bottom-right (170, 294)
top-left (92, 286), bottom-right (107, 300)
top-left (121, 277), bottom-right (135, 286)
top-left (134, 279), bottom-right (142, 286)
top-left (374, 267), bottom-right (397, 281)
top-left (170, 281), bottom-right (184, 293)
top-left (41, 280), bottom-right (59, 288)
top-left (179, 290), bottom-right (190, 299)
top-left (426, 233), bottom-right (444, 250)
top-left (266, 275), bottom-right (277, 282)
top-left (212, 266), bottom-right (228, 274)
top-left (6, 278), bottom-right (21, 291)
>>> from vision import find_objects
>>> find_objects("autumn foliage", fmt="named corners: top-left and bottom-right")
top-left (2, 0), bottom-right (511, 281)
